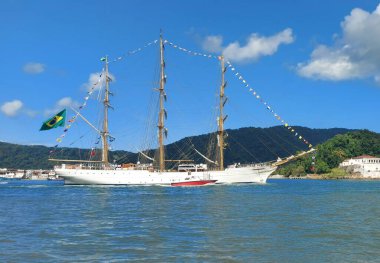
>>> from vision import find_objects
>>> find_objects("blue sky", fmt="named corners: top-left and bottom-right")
top-left (1, 0), bottom-right (380, 151)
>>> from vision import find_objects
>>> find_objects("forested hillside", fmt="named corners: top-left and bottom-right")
top-left (0, 126), bottom-right (353, 169)
top-left (277, 130), bottom-right (380, 177)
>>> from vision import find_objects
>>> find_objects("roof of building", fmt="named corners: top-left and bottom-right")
top-left (352, 155), bottom-right (378, 159)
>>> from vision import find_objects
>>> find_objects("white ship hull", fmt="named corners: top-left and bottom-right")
top-left (55, 165), bottom-right (276, 185)
top-left (0, 172), bottom-right (24, 180)
top-left (213, 166), bottom-right (276, 184)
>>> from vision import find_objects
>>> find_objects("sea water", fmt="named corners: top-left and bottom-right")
top-left (0, 179), bottom-right (379, 262)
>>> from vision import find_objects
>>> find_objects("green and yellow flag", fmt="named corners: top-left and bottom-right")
top-left (40, 109), bottom-right (66, 131)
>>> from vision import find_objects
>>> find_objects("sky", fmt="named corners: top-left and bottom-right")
top-left (1, 0), bottom-right (380, 152)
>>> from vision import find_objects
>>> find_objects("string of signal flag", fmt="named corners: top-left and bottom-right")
top-left (165, 39), bottom-right (313, 149)
top-left (50, 70), bottom-right (105, 153)
top-left (50, 40), bottom-right (159, 153)
top-left (50, 38), bottom-right (312, 151)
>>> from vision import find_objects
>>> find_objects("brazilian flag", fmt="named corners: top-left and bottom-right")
top-left (40, 109), bottom-right (66, 131)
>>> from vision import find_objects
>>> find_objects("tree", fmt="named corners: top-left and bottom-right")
top-left (315, 160), bottom-right (330, 174)
top-left (277, 130), bottom-right (380, 176)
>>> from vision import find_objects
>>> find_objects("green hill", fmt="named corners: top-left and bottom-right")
top-left (277, 130), bottom-right (380, 177)
top-left (0, 126), bottom-right (353, 170)
top-left (163, 126), bottom-right (352, 165)
top-left (0, 142), bottom-right (136, 170)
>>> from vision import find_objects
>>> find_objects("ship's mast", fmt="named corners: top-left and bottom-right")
top-left (101, 56), bottom-right (110, 165)
top-left (217, 56), bottom-right (227, 170)
top-left (158, 33), bottom-right (166, 172)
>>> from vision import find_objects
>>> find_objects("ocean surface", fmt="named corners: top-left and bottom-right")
top-left (1, 179), bottom-right (380, 262)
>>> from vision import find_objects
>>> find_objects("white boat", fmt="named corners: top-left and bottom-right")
top-left (55, 163), bottom-right (275, 185)
top-left (52, 33), bottom-right (301, 185)
top-left (0, 173), bottom-right (20, 180)
top-left (0, 170), bottom-right (24, 180)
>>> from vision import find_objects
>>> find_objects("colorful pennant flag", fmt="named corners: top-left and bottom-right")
top-left (40, 109), bottom-right (66, 131)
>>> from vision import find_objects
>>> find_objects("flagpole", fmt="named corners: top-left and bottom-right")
top-left (218, 56), bottom-right (226, 170)
top-left (102, 56), bottom-right (110, 166)
top-left (158, 31), bottom-right (166, 172)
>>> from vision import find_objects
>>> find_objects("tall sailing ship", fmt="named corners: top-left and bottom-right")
top-left (51, 34), bottom-right (306, 185)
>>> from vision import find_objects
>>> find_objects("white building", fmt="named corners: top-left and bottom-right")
top-left (340, 155), bottom-right (380, 178)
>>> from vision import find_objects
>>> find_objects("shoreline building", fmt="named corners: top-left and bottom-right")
top-left (340, 155), bottom-right (380, 178)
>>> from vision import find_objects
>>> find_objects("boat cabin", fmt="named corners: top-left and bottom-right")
top-left (178, 164), bottom-right (207, 172)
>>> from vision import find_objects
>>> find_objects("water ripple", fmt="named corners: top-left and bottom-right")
top-left (0, 179), bottom-right (380, 262)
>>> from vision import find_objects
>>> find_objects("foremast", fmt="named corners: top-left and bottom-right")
top-left (157, 33), bottom-right (166, 172)
top-left (217, 56), bottom-right (227, 170)
top-left (101, 56), bottom-right (111, 166)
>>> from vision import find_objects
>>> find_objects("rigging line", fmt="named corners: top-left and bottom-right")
top-left (265, 127), bottom-right (305, 154)
top-left (193, 147), bottom-right (218, 164)
top-left (52, 69), bottom-right (105, 148)
top-left (183, 133), bottom-right (216, 165)
top-left (145, 90), bottom-right (159, 144)
top-left (204, 99), bottom-right (218, 159)
top-left (189, 118), bottom-right (217, 159)
top-left (96, 81), bottom-right (104, 102)
top-left (115, 151), bottom-right (137, 163)
top-left (166, 140), bottom-right (196, 169)
top-left (185, 138), bottom-right (200, 156)
top-left (206, 75), bottom-right (223, 163)
top-left (155, 58), bottom-right (202, 151)
top-left (68, 133), bottom-right (88, 146)
top-left (153, 40), bottom-right (222, 166)
top-left (152, 92), bottom-right (202, 164)
top-left (166, 137), bottom-right (192, 161)
top-left (139, 92), bottom-right (159, 158)
top-left (168, 136), bottom-right (198, 162)
top-left (70, 107), bottom-right (101, 134)
top-left (138, 50), bottom-right (161, 158)
top-left (164, 37), bottom-right (220, 164)
top-left (261, 129), bottom-right (294, 156)
top-left (108, 39), bottom-right (159, 64)
top-left (166, 39), bottom-right (308, 139)
top-left (207, 134), bottom-right (217, 164)
top-left (253, 128), bottom-right (286, 158)
top-left (162, 37), bottom-right (313, 150)
top-left (57, 130), bottom-right (92, 160)
top-left (179, 144), bottom-right (198, 161)
top-left (166, 120), bottom-right (207, 162)
top-left (117, 151), bottom-right (134, 162)
top-left (165, 39), bottom-right (219, 60)
top-left (227, 135), bottom-right (260, 163)
top-left (225, 95), bottom-right (297, 156)
top-left (171, 130), bottom-right (210, 163)
top-left (166, 66), bottom-right (218, 166)
top-left (137, 150), bottom-right (154, 161)
top-left (225, 60), bottom-right (313, 149)
top-left (255, 130), bottom-right (281, 159)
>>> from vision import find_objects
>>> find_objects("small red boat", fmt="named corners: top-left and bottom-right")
top-left (171, 180), bottom-right (217, 187)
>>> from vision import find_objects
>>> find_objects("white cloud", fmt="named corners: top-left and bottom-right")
top-left (202, 28), bottom-right (294, 63)
top-left (202, 35), bottom-right (223, 53)
top-left (297, 4), bottom-right (380, 83)
top-left (81, 72), bottom-right (116, 92)
top-left (1, 100), bottom-right (23, 117)
top-left (297, 46), bottom-right (365, 80)
top-left (57, 97), bottom-right (77, 108)
top-left (23, 62), bottom-right (45, 74)
top-left (44, 97), bottom-right (79, 117)
top-left (25, 110), bottom-right (38, 117)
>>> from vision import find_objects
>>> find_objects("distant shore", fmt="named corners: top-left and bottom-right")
top-left (270, 174), bottom-right (380, 180)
